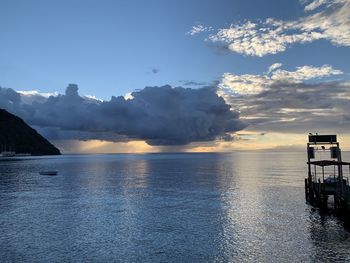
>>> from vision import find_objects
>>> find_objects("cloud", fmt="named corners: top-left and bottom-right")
top-left (304, 0), bottom-right (331, 11)
top-left (146, 67), bottom-right (160, 75)
top-left (0, 84), bottom-right (246, 146)
top-left (219, 64), bottom-right (342, 95)
top-left (191, 0), bottom-right (349, 56)
top-left (179, 80), bottom-right (210, 86)
top-left (0, 87), bottom-right (21, 113)
top-left (219, 73), bottom-right (270, 95)
top-left (186, 24), bottom-right (212, 36)
top-left (225, 81), bottom-right (350, 133)
top-left (302, 0), bottom-right (348, 12)
top-left (219, 63), bottom-right (350, 133)
top-left (271, 64), bottom-right (343, 82)
top-left (151, 68), bottom-right (160, 74)
top-left (267, 63), bottom-right (283, 74)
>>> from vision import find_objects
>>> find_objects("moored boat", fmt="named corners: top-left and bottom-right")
top-left (1, 151), bottom-right (16, 157)
top-left (39, 170), bottom-right (58, 176)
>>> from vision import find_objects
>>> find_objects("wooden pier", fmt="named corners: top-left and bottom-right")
top-left (305, 134), bottom-right (350, 215)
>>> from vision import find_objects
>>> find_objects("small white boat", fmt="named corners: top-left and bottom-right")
top-left (39, 170), bottom-right (58, 176)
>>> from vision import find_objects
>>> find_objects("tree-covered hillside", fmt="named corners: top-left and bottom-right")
top-left (0, 109), bottom-right (60, 155)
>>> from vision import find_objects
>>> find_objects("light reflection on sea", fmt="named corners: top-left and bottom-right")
top-left (0, 152), bottom-right (350, 262)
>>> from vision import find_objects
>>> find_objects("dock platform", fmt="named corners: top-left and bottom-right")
top-left (305, 135), bottom-right (350, 215)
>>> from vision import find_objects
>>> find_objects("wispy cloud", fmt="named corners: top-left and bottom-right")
top-left (186, 24), bottom-right (212, 36)
top-left (267, 63), bottom-right (283, 74)
top-left (271, 64), bottom-right (343, 82)
top-left (179, 80), bottom-right (210, 86)
top-left (304, 0), bottom-right (346, 12)
top-left (219, 63), bottom-right (349, 133)
top-left (304, 0), bottom-right (332, 11)
top-left (190, 0), bottom-right (349, 56)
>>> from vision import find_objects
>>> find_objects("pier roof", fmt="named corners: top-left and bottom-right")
top-left (307, 160), bottom-right (350, 167)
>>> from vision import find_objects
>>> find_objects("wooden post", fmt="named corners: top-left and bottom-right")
top-left (322, 166), bottom-right (324, 182)
top-left (307, 142), bottom-right (313, 199)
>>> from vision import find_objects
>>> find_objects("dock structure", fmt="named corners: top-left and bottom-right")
top-left (305, 134), bottom-right (350, 213)
top-left (0, 144), bottom-right (16, 157)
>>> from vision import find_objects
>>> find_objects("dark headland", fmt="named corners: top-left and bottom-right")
top-left (0, 109), bottom-right (60, 155)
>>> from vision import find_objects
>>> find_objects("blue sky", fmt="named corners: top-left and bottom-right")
top-left (1, 0), bottom-right (350, 152)
top-left (1, 0), bottom-right (348, 99)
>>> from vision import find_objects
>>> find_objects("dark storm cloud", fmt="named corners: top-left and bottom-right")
top-left (0, 84), bottom-right (246, 145)
top-left (0, 87), bottom-right (21, 110)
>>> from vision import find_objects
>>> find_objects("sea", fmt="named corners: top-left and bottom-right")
top-left (1, 152), bottom-right (350, 262)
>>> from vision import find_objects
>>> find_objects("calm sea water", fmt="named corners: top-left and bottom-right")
top-left (1, 152), bottom-right (350, 262)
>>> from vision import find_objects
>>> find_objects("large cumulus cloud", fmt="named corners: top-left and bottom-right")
top-left (0, 84), bottom-right (246, 145)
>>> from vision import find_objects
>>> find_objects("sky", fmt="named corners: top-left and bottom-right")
top-left (0, 0), bottom-right (350, 153)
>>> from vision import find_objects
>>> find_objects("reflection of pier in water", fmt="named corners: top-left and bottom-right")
top-left (305, 134), bottom-right (350, 217)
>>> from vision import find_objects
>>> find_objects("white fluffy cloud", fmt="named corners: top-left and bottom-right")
top-left (220, 73), bottom-right (271, 95)
top-left (219, 64), bottom-right (342, 94)
top-left (192, 0), bottom-right (350, 56)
